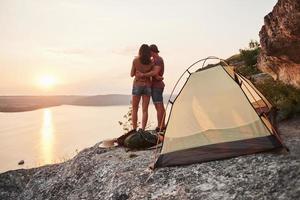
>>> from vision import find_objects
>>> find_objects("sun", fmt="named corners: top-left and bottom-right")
top-left (38, 75), bottom-right (57, 89)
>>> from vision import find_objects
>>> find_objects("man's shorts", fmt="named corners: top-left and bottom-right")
top-left (132, 86), bottom-right (151, 96)
top-left (152, 87), bottom-right (164, 104)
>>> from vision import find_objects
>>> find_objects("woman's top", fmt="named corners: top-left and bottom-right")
top-left (132, 57), bottom-right (153, 87)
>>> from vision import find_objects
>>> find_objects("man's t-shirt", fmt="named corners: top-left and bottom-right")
top-left (152, 56), bottom-right (165, 88)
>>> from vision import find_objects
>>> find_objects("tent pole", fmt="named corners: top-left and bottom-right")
top-left (237, 74), bottom-right (272, 110)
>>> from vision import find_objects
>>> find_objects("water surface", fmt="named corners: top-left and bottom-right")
top-left (0, 105), bottom-right (156, 172)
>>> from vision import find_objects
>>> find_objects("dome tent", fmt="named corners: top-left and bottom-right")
top-left (154, 57), bottom-right (287, 168)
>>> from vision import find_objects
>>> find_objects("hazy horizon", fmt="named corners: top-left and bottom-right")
top-left (0, 94), bottom-right (131, 97)
top-left (0, 0), bottom-right (277, 96)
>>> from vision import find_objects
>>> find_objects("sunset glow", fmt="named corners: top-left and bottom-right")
top-left (38, 75), bottom-right (57, 89)
top-left (0, 0), bottom-right (277, 95)
top-left (40, 108), bottom-right (54, 165)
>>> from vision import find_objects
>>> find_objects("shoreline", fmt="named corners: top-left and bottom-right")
top-left (0, 103), bottom-right (132, 113)
top-left (0, 104), bottom-right (62, 113)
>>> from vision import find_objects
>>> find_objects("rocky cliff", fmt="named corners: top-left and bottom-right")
top-left (1, 117), bottom-right (300, 200)
top-left (258, 0), bottom-right (300, 88)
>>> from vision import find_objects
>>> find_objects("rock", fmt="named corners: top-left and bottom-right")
top-left (258, 0), bottom-right (300, 88)
top-left (0, 117), bottom-right (300, 200)
top-left (198, 183), bottom-right (214, 191)
top-left (18, 160), bottom-right (24, 165)
top-left (128, 153), bottom-right (138, 158)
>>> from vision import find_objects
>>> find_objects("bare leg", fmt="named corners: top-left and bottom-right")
top-left (131, 95), bottom-right (141, 130)
top-left (155, 103), bottom-right (166, 129)
top-left (141, 95), bottom-right (150, 130)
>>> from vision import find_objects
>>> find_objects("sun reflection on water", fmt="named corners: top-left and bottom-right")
top-left (40, 108), bottom-right (54, 165)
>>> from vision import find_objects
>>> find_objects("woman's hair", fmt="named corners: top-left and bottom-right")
top-left (138, 44), bottom-right (152, 65)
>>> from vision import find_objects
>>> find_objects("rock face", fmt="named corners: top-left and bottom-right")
top-left (1, 117), bottom-right (300, 200)
top-left (258, 0), bottom-right (300, 88)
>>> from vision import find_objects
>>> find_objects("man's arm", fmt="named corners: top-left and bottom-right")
top-left (142, 65), bottom-right (161, 77)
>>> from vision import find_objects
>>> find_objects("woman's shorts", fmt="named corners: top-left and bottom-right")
top-left (132, 86), bottom-right (151, 96)
top-left (152, 87), bottom-right (164, 103)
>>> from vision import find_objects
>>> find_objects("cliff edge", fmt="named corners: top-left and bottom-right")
top-left (0, 117), bottom-right (300, 200)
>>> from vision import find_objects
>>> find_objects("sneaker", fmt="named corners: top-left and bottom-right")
top-left (137, 128), bottom-right (144, 133)
top-left (155, 127), bottom-right (166, 133)
top-left (155, 127), bottom-right (160, 132)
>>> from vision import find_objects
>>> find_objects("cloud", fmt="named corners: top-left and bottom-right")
top-left (112, 46), bottom-right (137, 56)
top-left (46, 48), bottom-right (90, 55)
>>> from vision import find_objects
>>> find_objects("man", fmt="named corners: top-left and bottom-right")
top-left (137, 44), bottom-right (166, 132)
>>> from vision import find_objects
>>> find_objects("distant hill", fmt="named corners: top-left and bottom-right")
top-left (0, 94), bottom-right (173, 112)
top-left (0, 95), bottom-right (131, 112)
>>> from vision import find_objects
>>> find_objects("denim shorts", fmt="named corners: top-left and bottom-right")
top-left (132, 86), bottom-right (151, 96)
top-left (152, 87), bottom-right (164, 103)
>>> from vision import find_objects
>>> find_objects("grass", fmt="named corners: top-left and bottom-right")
top-left (226, 54), bottom-right (242, 63)
top-left (236, 65), bottom-right (261, 77)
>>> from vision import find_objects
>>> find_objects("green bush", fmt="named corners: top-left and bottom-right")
top-left (236, 40), bottom-right (261, 77)
top-left (237, 65), bottom-right (261, 77)
top-left (239, 47), bottom-right (260, 67)
top-left (255, 79), bottom-right (300, 120)
top-left (226, 40), bottom-right (300, 121)
top-left (226, 40), bottom-right (260, 66)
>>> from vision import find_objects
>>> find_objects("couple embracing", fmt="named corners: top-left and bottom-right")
top-left (130, 44), bottom-right (166, 134)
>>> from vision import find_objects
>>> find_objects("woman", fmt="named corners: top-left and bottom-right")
top-left (130, 44), bottom-right (153, 131)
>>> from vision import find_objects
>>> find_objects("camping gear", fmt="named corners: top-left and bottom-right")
top-left (101, 129), bottom-right (160, 149)
top-left (154, 56), bottom-right (287, 168)
top-left (99, 139), bottom-right (118, 148)
top-left (124, 129), bottom-right (159, 149)
top-left (116, 129), bottom-right (137, 146)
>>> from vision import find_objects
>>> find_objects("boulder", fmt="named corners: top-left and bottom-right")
top-left (258, 0), bottom-right (300, 88)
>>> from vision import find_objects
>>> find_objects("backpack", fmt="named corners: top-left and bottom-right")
top-left (124, 130), bottom-right (159, 149)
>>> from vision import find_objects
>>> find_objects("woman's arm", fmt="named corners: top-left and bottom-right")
top-left (130, 61), bottom-right (136, 77)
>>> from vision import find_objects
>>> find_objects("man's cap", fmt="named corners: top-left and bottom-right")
top-left (150, 44), bottom-right (159, 53)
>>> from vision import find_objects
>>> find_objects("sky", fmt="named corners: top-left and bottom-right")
top-left (0, 0), bottom-right (277, 95)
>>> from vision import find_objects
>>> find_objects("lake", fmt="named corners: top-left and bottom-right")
top-left (0, 105), bottom-right (157, 173)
